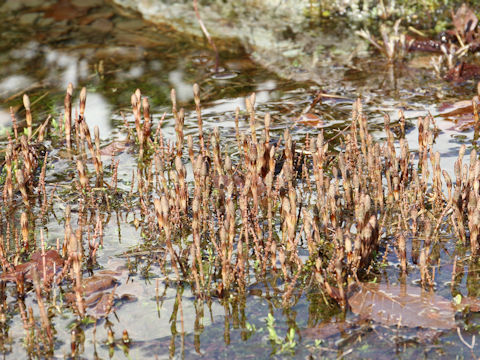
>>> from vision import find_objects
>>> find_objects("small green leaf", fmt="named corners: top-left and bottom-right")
top-left (454, 294), bottom-right (462, 305)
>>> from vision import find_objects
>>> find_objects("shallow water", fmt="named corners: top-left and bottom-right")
top-left (1, 1), bottom-right (480, 359)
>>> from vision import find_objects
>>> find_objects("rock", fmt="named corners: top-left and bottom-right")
top-left (113, 32), bottom-right (167, 48)
top-left (90, 18), bottom-right (114, 33)
top-left (0, 1), bottom-right (23, 12)
top-left (70, 0), bottom-right (104, 8)
top-left (17, 12), bottom-right (40, 25)
top-left (115, 18), bottom-right (146, 32)
top-left (108, 0), bottom-right (359, 84)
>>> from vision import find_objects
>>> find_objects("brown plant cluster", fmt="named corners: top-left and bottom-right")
top-left (359, 3), bottom-right (480, 84)
top-left (0, 83), bottom-right (479, 355)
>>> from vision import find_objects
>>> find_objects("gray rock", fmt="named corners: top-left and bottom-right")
top-left (21, 0), bottom-right (47, 7)
top-left (109, 0), bottom-right (363, 84)
top-left (17, 12), bottom-right (40, 26)
top-left (115, 18), bottom-right (146, 32)
top-left (90, 18), bottom-right (114, 33)
top-left (0, 0), bottom-right (23, 12)
top-left (36, 16), bottom-right (56, 27)
top-left (71, 0), bottom-right (105, 8)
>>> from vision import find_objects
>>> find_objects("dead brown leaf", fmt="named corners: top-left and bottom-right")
top-left (459, 296), bottom-right (480, 312)
top-left (0, 249), bottom-right (64, 282)
top-left (82, 275), bottom-right (117, 296)
top-left (444, 63), bottom-right (480, 82)
top-left (438, 97), bottom-right (480, 117)
top-left (298, 113), bottom-right (324, 127)
top-left (301, 320), bottom-right (355, 340)
top-left (348, 283), bottom-right (456, 329)
top-left (99, 139), bottom-right (130, 156)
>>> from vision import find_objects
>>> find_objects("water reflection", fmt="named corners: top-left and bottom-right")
top-left (10, 41), bottom-right (39, 60)
top-left (202, 80), bottom-right (278, 115)
top-left (0, 108), bottom-right (11, 131)
top-left (83, 92), bottom-right (112, 139)
top-left (169, 70), bottom-right (194, 102)
top-left (0, 75), bottom-right (32, 98)
top-left (47, 49), bottom-right (87, 88)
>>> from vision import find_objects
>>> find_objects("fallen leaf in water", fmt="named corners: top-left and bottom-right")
top-left (301, 320), bottom-right (356, 340)
top-left (90, 293), bottom-right (137, 318)
top-left (65, 265), bottom-right (137, 318)
top-left (66, 288), bottom-right (115, 318)
top-left (65, 275), bottom-right (116, 302)
top-left (100, 139), bottom-right (130, 156)
top-left (458, 296), bottom-right (480, 312)
top-left (348, 283), bottom-right (456, 329)
top-left (444, 63), bottom-right (480, 82)
top-left (298, 113), bottom-right (324, 127)
top-left (0, 249), bottom-right (64, 282)
top-left (89, 291), bottom-right (114, 317)
top-left (97, 269), bottom-right (123, 277)
top-left (437, 96), bottom-right (480, 130)
top-left (82, 275), bottom-right (117, 295)
top-left (438, 97), bottom-right (480, 117)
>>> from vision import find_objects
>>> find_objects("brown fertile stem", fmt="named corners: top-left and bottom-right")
top-left (21, 212), bottom-right (28, 250)
top-left (193, 84), bottom-right (205, 154)
top-left (15, 169), bottom-right (29, 207)
top-left (64, 83), bottom-right (73, 150)
top-left (10, 107), bottom-right (18, 140)
top-left (23, 94), bottom-right (32, 140)
top-left (79, 87), bottom-right (87, 120)
top-left (32, 268), bottom-right (54, 347)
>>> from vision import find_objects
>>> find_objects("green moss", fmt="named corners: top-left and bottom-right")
top-left (315, 0), bottom-right (465, 30)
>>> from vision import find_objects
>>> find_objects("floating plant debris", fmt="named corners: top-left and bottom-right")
top-left (438, 96), bottom-right (480, 118)
top-left (0, 249), bottom-right (63, 283)
top-left (406, 35), bottom-right (447, 53)
top-left (64, 271), bottom-right (137, 319)
top-left (348, 283), bottom-right (456, 330)
top-left (444, 62), bottom-right (480, 82)
top-left (297, 112), bottom-right (324, 127)
top-left (437, 84), bottom-right (480, 131)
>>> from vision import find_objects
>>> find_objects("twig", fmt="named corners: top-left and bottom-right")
top-left (193, 0), bottom-right (219, 73)
top-left (457, 327), bottom-right (477, 360)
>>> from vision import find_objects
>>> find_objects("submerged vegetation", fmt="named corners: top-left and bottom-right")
top-left (358, 2), bottom-right (480, 80)
top-left (1, 81), bottom-right (480, 357)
